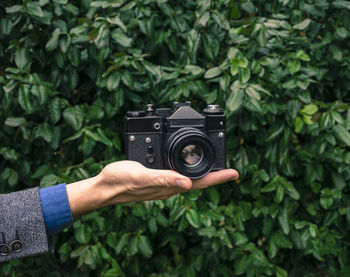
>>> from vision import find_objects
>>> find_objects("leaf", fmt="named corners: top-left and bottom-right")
top-left (333, 125), bottom-right (350, 147)
top-left (245, 86), bottom-right (261, 100)
top-left (272, 231), bottom-right (292, 248)
top-left (75, 224), bottom-right (91, 244)
top-left (293, 19), bottom-right (311, 30)
top-left (239, 68), bottom-right (250, 84)
top-left (204, 67), bottom-right (222, 79)
top-left (300, 104), bottom-right (318, 115)
top-left (257, 25), bottom-right (267, 46)
top-left (231, 57), bottom-right (248, 68)
top-left (296, 50), bottom-right (311, 61)
top-left (265, 123), bottom-right (285, 142)
top-left (111, 31), bottom-right (132, 47)
top-left (234, 255), bottom-right (250, 275)
top-left (275, 266), bottom-right (288, 277)
top-left (40, 174), bottom-right (59, 188)
top-left (287, 59), bottom-right (300, 75)
top-left (36, 122), bottom-right (53, 143)
top-left (185, 65), bottom-right (204, 76)
top-left (332, 0), bottom-right (350, 9)
top-left (231, 232), bottom-right (248, 245)
top-left (261, 181), bottom-right (277, 193)
top-left (115, 233), bottom-right (130, 254)
top-left (309, 224), bottom-right (317, 238)
top-left (63, 106), bottom-right (84, 131)
top-left (18, 85), bottom-right (33, 113)
top-left (46, 28), bottom-right (60, 52)
top-left (250, 250), bottom-right (270, 267)
top-left (294, 117), bottom-right (304, 133)
top-left (320, 196), bottom-right (333, 209)
top-left (138, 236), bottom-right (152, 258)
top-left (26, 2), bottom-right (44, 17)
top-left (71, 245), bottom-right (89, 258)
top-left (227, 89), bottom-right (244, 112)
top-left (6, 5), bottom-right (22, 13)
top-left (53, 0), bottom-right (68, 3)
top-left (212, 10), bottom-right (230, 30)
top-left (7, 169), bottom-right (18, 186)
top-left (106, 72), bottom-right (120, 91)
top-left (219, 73), bottom-right (230, 91)
top-left (107, 16), bottom-right (127, 32)
top-left (275, 185), bottom-right (285, 204)
top-left (4, 117), bottom-right (26, 127)
top-left (186, 209), bottom-right (201, 228)
top-left (250, 84), bottom-right (272, 96)
top-left (197, 11), bottom-right (210, 27)
top-left (14, 48), bottom-right (28, 69)
top-left (278, 207), bottom-right (290, 235)
top-left (96, 128), bottom-right (113, 146)
top-left (49, 98), bottom-right (61, 124)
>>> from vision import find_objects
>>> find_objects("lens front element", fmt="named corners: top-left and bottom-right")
top-left (165, 128), bottom-right (215, 179)
top-left (181, 144), bottom-right (203, 167)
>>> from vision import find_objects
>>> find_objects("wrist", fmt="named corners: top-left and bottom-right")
top-left (66, 174), bottom-right (105, 218)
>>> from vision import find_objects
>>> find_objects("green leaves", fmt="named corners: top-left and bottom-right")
top-left (137, 236), bottom-right (152, 258)
top-left (26, 2), bottom-right (44, 17)
top-left (333, 125), bottom-right (350, 147)
top-left (46, 28), bottom-right (60, 52)
top-left (186, 209), bottom-right (201, 228)
top-left (14, 48), bottom-right (28, 69)
top-left (239, 68), bottom-right (251, 84)
top-left (320, 188), bottom-right (342, 209)
top-left (36, 122), bottom-right (53, 143)
top-left (227, 89), bottom-right (244, 112)
top-left (63, 106), bottom-right (84, 131)
top-left (1, 0), bottom-right (350, 276)
top-left (204, 67), bottom-right (221, 79)
top-left (293, 19), bottom-right (311, 30)
top-left (4, 117), bottom-right (26, 127)
top-left (332, 0), bottom-right (350, 9)
top-left (287, 59), bottom-right (300, 75)
top-left (111, 30), bottom-right (132, 47)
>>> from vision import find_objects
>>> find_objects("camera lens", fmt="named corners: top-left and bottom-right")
top-left (164, 128), bottom-right (215, 179)
top-left (181, 144), bottom-right (203, 167)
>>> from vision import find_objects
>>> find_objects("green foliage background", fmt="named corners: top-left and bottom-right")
top-left (1, 0), bottom-right (350, 276)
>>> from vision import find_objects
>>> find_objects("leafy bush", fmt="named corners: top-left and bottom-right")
top-left (1, 0), bottom-right (350, 276)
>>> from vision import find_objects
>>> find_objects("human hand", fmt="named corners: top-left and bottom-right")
top-left (66, 161), bottom-right (239, 218)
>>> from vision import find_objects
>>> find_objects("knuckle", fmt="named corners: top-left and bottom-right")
top-left (157, 175), bottom-right (169, 187)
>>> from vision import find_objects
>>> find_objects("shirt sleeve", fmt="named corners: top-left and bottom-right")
top-left (39, 183), bottom-right (73, 237)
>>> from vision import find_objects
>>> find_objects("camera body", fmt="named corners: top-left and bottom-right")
top-left (125, 102), bottom-right (226, 179)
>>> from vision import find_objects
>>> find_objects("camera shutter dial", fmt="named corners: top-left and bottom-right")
top-left (203, 104), bottom-right (223, 115)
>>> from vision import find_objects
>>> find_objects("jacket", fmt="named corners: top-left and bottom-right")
top-left (0, 187), bottom-right (50, 262)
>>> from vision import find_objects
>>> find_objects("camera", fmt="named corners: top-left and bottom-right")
top-left (125, 102), bottom-right (226, 179)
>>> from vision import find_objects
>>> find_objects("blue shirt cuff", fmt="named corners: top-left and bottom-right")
top-left (39, 183), bottom-right (73, 237)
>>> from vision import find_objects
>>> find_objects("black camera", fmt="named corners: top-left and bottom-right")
top-left (125, 102), bottom-right (226, 179)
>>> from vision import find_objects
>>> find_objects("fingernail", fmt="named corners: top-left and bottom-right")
top-left (231, 172), bottom-right (239, 180)
top-left (176, 179), bottom-right (191, 189)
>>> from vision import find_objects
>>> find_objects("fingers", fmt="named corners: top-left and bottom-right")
top-left (192, 169), bottom-right (239, 190)
top-left (148, 169), bottom-right (193, 190)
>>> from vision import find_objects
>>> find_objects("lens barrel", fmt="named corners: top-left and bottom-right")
top-left (164, 128), bottom-right (215, 179)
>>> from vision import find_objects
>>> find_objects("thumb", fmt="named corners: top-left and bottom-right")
top-left (150, 169), bottom-right (192, 190)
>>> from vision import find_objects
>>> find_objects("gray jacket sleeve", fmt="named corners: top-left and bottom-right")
top-left (0, 187), bottom-right (50, 262)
